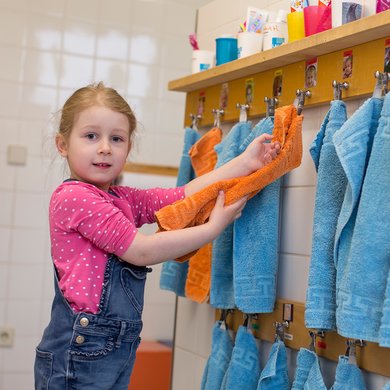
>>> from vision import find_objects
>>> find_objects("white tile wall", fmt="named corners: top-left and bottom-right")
top-left (0, 0), bottom-right (208, 387)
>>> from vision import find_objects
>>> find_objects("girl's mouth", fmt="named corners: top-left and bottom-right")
top-left (93, 163), bottom-right (111, 167)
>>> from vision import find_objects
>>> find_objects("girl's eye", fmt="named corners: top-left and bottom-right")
top-left (112, 136), bottom-right (124, 143)
top-left (85, 133), bottom-right (97, 140)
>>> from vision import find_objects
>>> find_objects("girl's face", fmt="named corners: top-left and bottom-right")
top-left (57, 105), bottom-right (131, 191)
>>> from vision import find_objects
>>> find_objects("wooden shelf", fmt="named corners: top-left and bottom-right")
top-left (168, 11), bottom-right (390, 93)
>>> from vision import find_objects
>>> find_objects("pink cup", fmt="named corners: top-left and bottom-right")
top-left (303, 6), bottom-right (332, 36)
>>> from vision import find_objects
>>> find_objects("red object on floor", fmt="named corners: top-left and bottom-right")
top-left (128, 341), bottom-right (172, 390)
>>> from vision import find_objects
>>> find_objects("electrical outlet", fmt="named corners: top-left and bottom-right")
top-left (0, 326), bottom-right (15, 347)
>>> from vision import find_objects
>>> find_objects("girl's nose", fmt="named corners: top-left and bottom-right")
top-left (98, 139), bottom-right (112, 154)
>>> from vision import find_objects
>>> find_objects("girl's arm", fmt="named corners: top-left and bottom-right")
top-left (120, 192), bottom-right (247, 266)
top-left (184, 133), bottom-right (280, 197)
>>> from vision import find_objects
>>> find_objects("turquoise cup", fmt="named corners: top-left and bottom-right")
top-left (216, 37), bottom-right (238, 65)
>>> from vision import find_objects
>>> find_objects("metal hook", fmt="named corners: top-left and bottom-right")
top-left (243, 313), bottom-right (258, 329)
top-left (374, 71), bottom-right (389, 96)
top-left (308, 330), bottom-right (325, 352)
top-left (295, 89), bottom-right (311, 115)
top-left (274, 321), bottom-right (289, 342)
top-left (189, 113), bottom-right (202, 130)
top-left (264, 97), bottom-right (278, 117)
top-left (332, 80), bottom-right (349, 100)
top-left (212, 108), bottom-right (224, 128)
top-left (236, 103), bottom-right (250, 122)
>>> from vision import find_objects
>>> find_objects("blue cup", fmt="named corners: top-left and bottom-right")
top-left (216, 37), bottom-right (238, 66)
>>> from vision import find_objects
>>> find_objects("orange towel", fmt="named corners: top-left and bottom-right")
top-left (156, 105), bottom-right (303, 261)
top-left (185, 128), bottom-right (222, 303)
top-left (189, 127), bottom-right (222, 177)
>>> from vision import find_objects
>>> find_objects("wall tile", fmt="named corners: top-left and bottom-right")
top-left (0, 265), bottom-right (9, 299)
top-left (60, 54), bottom-right (94, 89)
top-left (127, 63), bottom-right (160, 98)
top-left (63, 20), bottom-right (96, 56)
top-left (163, 3), bottom-right (197, 36)
top-left (129, 33), bottom-right (160, 66)
top-left (0, 81), bottom-right (22, 118)
top-left (0, 11), bottom-right (26, 47)
top-left (94, 59), bottom-right (127, 92)
top-left (96, 25), bottom-right (129, 61)
top-left (6, 301), bottom-right (43, 336)
top-left (0, 191), bottom-right (14, 226)
top-left (0, 46), bottom-right (23, 83)
top-left (99, 0), bottom-right (133, 27)
top-left (0, 228), bottom-right (11, 264)
top-left (2, 335), bottom-right (40, 371)
top-left (2, 372), bottom-right (34, 390)
top-left (10, 227), bottom-right (47, 264)
top-left (152, 133), bottom-right (183, 167)
top-left (65, 0), bottom-right (99, 22)
top-left (161, 34), bottom-right (192, 70)
top-left (131, 0), bottom-right (164, 35)
top-left (0, 155), bottom-right (17, 191)
top-left (13, 192), bottom-right (48, 228)
top-left (141, 302), bottom-right (175, 341)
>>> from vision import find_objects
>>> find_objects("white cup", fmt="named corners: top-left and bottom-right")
top-left (191, 50), bottom-right (215, 73)
top-left (237, 32), bottom-right (264, 59)
top-left (262, 22), bottom-right (287, 51)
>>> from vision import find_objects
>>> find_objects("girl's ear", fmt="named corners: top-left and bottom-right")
top-left (56, 134), bottom-right (68, 157)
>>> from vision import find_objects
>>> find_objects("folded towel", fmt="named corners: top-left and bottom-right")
top-left (305, 100), bottom-right (348, 330)
top-left (380, 267), bottom-right (390, 347)
top-left (223, 326), bottom-right (261, 390)
top-left (257, 339), bottom-right (289, 390)
top-left (233, 117), bottom-right (281, 313)
top-left (189, 127), bottom-right (222, 177)
top-left (185, 127), bottom-right (222, 303)
top-left (210, 121), bottom-right (252, 309)
top-left (160, 127), bottom-right (201, 296)
top-left (333, 97), bottom-right (383, 299)
top-left (156, 105), bottom-right (303, 262)
top-left (337, 93), bottom-right (389, 342)
top-left (201, 321), bottom-right (234, 390)
top-left (330, 355), bottom-right (366, 390)
top-left (331, 97), bottom-right (383, 341)
top-left (291, 348), bottom-right (326, 390)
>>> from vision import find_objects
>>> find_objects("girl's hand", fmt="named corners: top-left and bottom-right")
top-left (208, 191), bottom-right (247, 235)
top-left (240, 133), bottom-right (281, 174)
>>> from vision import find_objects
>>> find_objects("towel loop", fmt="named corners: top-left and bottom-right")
top-left (189, 113), bottom-right (202, 131)
top-left (373, 71), bottom-right (389, 97)
top-left (274, 321), bottom-right (289, 342)
top-left (243, 313), bottom-right (258, 329)
top-left (212, 108), bottom-right (224, 128)
top-left (264, 96), bottom-right (278, 117)
top-left (236, 103), bottom-right (250, 122)
top-left (332, 80), bottom-right (349, 100)
top-left (294, 89), bottom-right (311, 115)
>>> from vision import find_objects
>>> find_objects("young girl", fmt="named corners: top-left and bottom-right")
top-left (34, 82), bottom-right (280, 389)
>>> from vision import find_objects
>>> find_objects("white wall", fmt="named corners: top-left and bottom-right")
top-left (171, 1), bottom-right (390, 389)
top-left (0, 0), bottom-right (210, 387)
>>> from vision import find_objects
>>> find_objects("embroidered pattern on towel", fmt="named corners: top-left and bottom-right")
top-left (305, 100), bottom-right (348, 330)
top-left (330, 355), bottom-right (367, 390)
top-left (156, 105), bottom-right (303, 262)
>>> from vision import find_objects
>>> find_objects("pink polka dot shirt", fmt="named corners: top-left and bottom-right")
top-left (49, 180), bottom-right (184, 313)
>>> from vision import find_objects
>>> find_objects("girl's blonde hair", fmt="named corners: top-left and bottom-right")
top-left (58, 82), bottom-right (136, 144)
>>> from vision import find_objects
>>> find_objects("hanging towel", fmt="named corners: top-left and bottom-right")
top-left (332, 97), bottom-right (383, 298)
top-left (336, 93), bottom-right (389, 342)
top-left (330, 355), bottom-right (366, 390)
top-left (222, 326), bottom-right (261, 390)
top-left (201, 321), bottom-right (234, 390)
top-left (305, 100), bottom-right (348, 330)
top-left (291, 348), bottom-right (326, 390)
top-left (189, 127), bottom-right (222, 176)
top-left (185, 127), bottom-right (223, 303)
top-left (210, 121), bottom-right (252, 309)
top-left (160, 127), bottom-right (201, 296)
top-left (257, 339), bottom-right (289, 390)
top-left (380, 267), bottom-right (390, 347)
top-left (156, 105), bottom-right (303, 261)
top-left (383, 381), bottom-right (390, 390)
top-left (233, 117), bottom-right (281, 313)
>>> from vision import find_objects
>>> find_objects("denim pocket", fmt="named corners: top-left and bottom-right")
top-left (70, 332), bottom-right (116, 360)
top-left (34, 348), bottom-right (53, 389)
top-left (120, 265), bottom-right (149, 315)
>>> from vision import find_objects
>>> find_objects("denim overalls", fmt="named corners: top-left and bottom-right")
top-left (34, 255), bottom-right (151, 389)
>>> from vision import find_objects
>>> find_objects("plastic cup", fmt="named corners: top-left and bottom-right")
top-left (215, 37), bottom-right (238, 66)
top-left (287, 11), bottom-right (305, 43)
top-left (237, 32), bottom-right (264, 58)
top-left (262, 22), bottom-right (287, 51)
top-left (304, 6), bottom-right (332, 36)
top-left (191, 50), bottom-right (215, 73)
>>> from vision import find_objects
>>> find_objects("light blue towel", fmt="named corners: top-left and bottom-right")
top-left (333, 97), bottom-right (384, 341)
top-left (330, 356), bottom-right (366, 390)
top-left (222, 325), bottom-right (261, 390)
top-left (201, 321), bottom-right (234, 390)
top-left (257, 339), bottom-right (289, 390)
top-left (291, 348), bottom-right (326, 390)
top-left (233, 117), bottom-right (281, 313)
top-left (383, 381), bottom-right (390, 390)
top-left (160, 127), bottom-right (201, 296)
top-left (210, 121), bottom-right (253, 309)
top-left (380, 268), bottom-right (390, 347)
top-left (333, 98), bottom-right (383, 302)
top-left (305, 101), bottom-right (348, 331)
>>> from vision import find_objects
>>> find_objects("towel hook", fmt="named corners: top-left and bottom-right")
top-left (373, 71), bottom-right (389, 97)
top-left (264, 96), bottom-right (278, 117)
top-left (294, 89), bottom-right (311, 115)
top-left (332, 80), bottom-right (349, 100)
top-left (212, 108), bottom-right (224, 128)
top-left (308, 330), bottom-right (325, 352)
top-left (219, 309), bottom-right (234, 329)
top-left (243, 313), bottom-right (258, 329)
top-left (189, 113), bottom-right (202, 131)
top-left (345, 339), bottom-right (366, 365)
top-left (236, 103), bottom-right (250, 122)
top-left (274, 321), bottom-right (289, 342)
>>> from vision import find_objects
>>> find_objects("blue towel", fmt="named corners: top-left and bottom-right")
top-left (222, 325), bottom-right (261, 390)
top-left (233, 117), bottom-right (281, 313)
top-left (201, 321), bottom-right (234, 390)
top-left (257, 339), bottom-right (289, 390)
top-left (305, 100), bottom-right (348, 330)
top-left (330, 355), bottom-right (366, 390)
top-left (291, 348), bottom-right (326, 390)
top-left (383, 381), bottom-right (390, 390)
top-left (380, 268), bottom-right (390, 347)
top-left (210, 121), bottom-right (253, 309)
top-left (160, 127), bottom-right (201, 296)
top-left (333, 97), bottom-right (384, 341)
